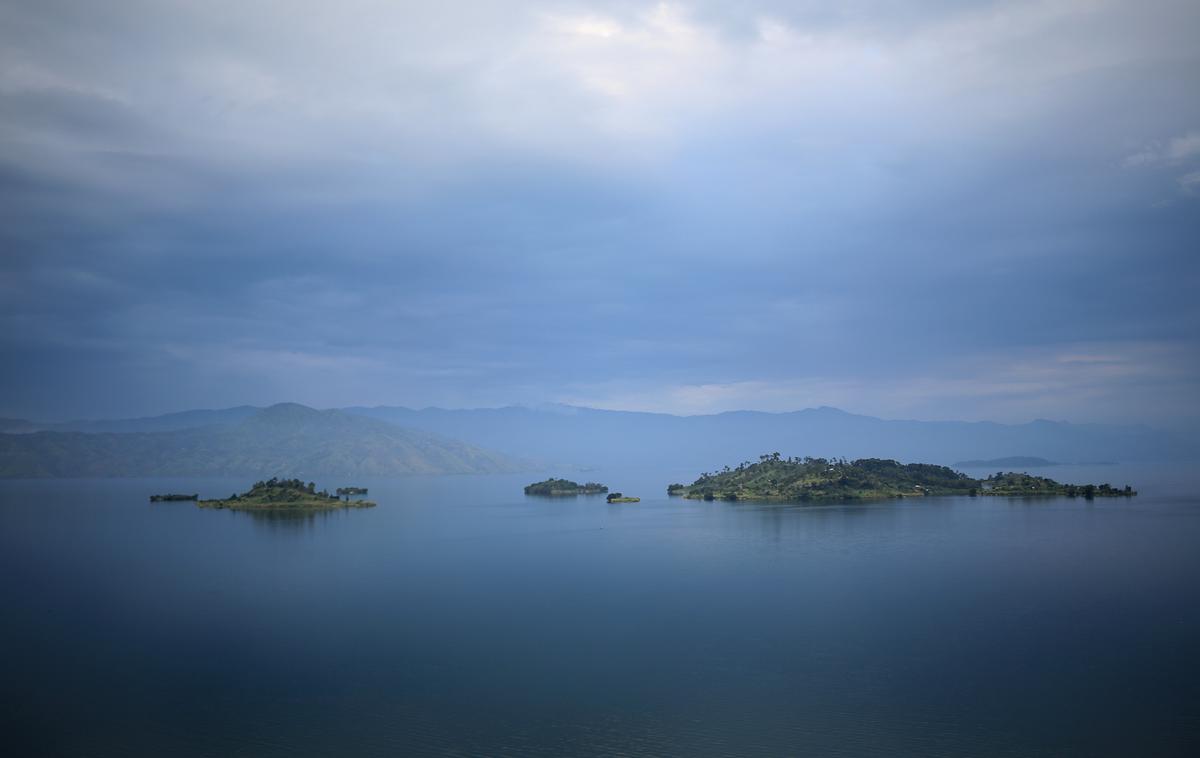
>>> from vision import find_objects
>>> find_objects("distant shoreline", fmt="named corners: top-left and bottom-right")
top-left (953, 456), bottom-right (1120, 468)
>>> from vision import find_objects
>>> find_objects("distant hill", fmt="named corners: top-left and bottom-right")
top-left (0, 403), bottom-right (523, 478)
top-left (17, 406), bottom-right (261, 434)
top-left (5, 402), bottom-right (1190, 475)
top-left (343, 404), bottom-right (1192, 470)
top-left (0, 418), bottom-right (37, 434)
top-left (953, 456), bottom-right (1059, 469)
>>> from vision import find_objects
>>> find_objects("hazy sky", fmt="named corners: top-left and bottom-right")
top-left (1, 0), bottom-right (1198, 424)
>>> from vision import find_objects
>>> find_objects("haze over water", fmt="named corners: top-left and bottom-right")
top-left (2, 1), bottom-right (1198, 755)
top-left (3, 464), bottom-right (1198, 757)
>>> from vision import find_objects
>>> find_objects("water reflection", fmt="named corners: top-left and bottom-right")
top-left (726, 497), bottom-right (910, 544)
top-left (232, 507), bottom-right (349, 532)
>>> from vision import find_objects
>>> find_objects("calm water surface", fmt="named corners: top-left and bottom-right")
top-left (3, 464), bottom-right (1199, 756)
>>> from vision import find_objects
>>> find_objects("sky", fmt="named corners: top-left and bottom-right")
top-left (1, 0), bottom-right (1198, 425)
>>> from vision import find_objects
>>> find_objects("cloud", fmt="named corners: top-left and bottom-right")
top-left (1167, 132), bottom-right (1200, 161)
top-left (1123, 129), bottom-right (1200, 196)
top-left (1125, 130), bottom-right (1200, 165)
top-left (0, 1), bottom-right (1198, 424)
top-left (557, 340), bottom-right (1200, 424)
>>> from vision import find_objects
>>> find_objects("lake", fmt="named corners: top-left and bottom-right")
top-left (2, 464), bottom-right (1199, 756)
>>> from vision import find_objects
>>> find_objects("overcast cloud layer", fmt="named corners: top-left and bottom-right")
top-left (1, 0), bottom-right (1198, 424)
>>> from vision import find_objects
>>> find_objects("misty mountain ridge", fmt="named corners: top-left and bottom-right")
top-left (3, 402), bottom-right (1191, 476)
top-left (952, 456), bottom-right (1062, 469)
top-left (341, 403), bottom-right (1190, 470)
top-left (0, 403), bottom-right (523, 478)
top-left (1, 406), bottom-right (262, 435)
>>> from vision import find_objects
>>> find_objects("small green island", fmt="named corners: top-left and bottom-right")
top-left (149, 493), bottom-right (198, 502)
top-left (982, 471), bottom-right (1133, 498)
top-left (198, 478), bottom-right (376, 510)
top-left (606, 492), bottom-right (640, 503)
top-left (671, 454), bottom-right (1136, 503)
top-left (524, 478), bottom-right (609, 496)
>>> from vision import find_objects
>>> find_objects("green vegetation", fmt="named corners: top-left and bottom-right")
top-left (982, 471), bottom-right (1135, 498)
top-left (199, 478), bottom-right (376, 510)
top-left (676, 453), bottom-right (1136, 503)
top-left (149, 493), bottom-right (198, 502)
top-left (606, 492), bottom-right (640, 503)
top-left (524, 478), bottom-right (608, 496)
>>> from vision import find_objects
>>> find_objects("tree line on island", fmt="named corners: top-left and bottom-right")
top-left (159, 454), bottom-right (1137, 514)
top-left (152, 478), bottom-right (376, 510)
top-left (524, 478), bottom-right (639, 502)
top-left (526, 454), bottom-right (1134, 506)
top-left (523, 478), bottom-right (609, 496)
top-left (666, 454), bottom-right (1135, 502)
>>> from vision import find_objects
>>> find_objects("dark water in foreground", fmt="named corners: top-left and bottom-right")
top-left (2, 464), bottom-right (1199, 757)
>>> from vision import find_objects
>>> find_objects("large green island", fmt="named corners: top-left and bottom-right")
top-left (670, 454), bottom-right (1136, 502)
top-left (524, 478), bottom-right (609, 496)
top-left (199, 478), bottom-right (376, 510)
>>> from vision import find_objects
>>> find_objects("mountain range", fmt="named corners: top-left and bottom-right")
top-left (342, 404), bottom-right (1191, 470)
top-left (0, 403), bottom-right (521, 478)
top-left (1, 402), bottom-right (1193, 477)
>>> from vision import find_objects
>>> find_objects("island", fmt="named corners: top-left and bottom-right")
top-left (983, 471), bottom-right (1134, 498)
top-left (524, 478), bottom-right (609, 496)
top-left (149, 493), bottom-right (198, 502)
top-left (198, 478), bottom-right (377, 510)
top-left (606, 492), bottom-right (640, 503)
top-left (672, 454), bottom-right (1135, 502)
